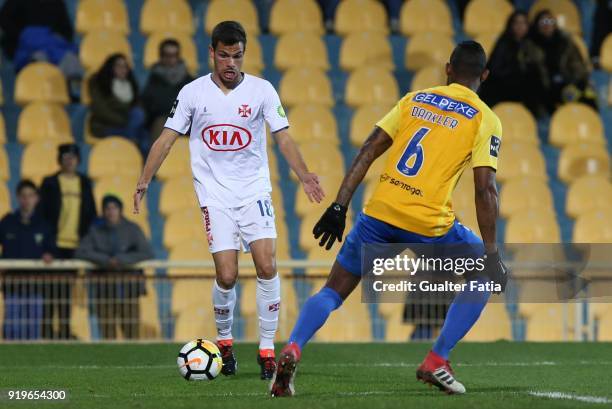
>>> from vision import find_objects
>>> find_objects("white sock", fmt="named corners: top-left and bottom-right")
top-left (212, 280), bottom-right (236, 341)
top-left (256, 274), bottom-right (281, 351)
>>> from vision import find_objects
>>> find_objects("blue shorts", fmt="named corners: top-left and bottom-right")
top-left (336, 213), bottom-right (484, 277)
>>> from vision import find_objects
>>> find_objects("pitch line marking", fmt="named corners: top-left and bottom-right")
top-left (528, 391), bottom-right (612, 404)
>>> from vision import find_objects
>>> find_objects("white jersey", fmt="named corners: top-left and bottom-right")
top-left (165, 73), bottom-right (289, 208)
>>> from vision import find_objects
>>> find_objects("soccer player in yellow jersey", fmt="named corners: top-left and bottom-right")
top-left (271, 41), bottom-right (509, 397)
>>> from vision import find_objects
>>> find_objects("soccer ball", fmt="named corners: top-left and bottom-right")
top-left (177, 339), bottom-right (223, 381)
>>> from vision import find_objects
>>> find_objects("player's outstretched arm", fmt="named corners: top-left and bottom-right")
top-left (133, 128), bottom-right (180, 214)
top-left (274, 128), bottom-right (325, 203)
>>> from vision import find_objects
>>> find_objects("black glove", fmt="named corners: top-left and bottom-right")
top-left (483, 251), bottom-right (509, 294)
top-left (313, 202), bottom-right (348, 250)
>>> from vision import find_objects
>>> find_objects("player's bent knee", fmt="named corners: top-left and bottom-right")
top-left (216, 273), bottom-right (237, 290)
top-left (254, 261), bottom-right (277, 280)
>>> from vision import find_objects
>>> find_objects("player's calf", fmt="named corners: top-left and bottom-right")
top-left (270, 342), bottom-right (301, 397)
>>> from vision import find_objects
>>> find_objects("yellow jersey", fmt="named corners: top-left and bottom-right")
top-left (364, 83), bottom-right (502, 237)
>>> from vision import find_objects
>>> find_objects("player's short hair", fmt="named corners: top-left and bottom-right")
top-left (449, 41), bottom-right (487, 79)
top-left (159, 38), bottom-right (180, 56)
top-left (211, 21), bottom-right (247, 50)
top-left (16, 179), bottom-right (37, 195)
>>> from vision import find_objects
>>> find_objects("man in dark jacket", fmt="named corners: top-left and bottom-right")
top-left (0, 180), bottom-right (55, 340)
top-left (75, 195), bottom-right (153, 340)
top-left (38, 143), bottom-right (96, 339)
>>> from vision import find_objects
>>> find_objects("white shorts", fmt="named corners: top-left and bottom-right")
top-left (201, 195), bottom-right (277, 253)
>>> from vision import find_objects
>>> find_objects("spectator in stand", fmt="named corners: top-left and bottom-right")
top-left (529, 10), bottom-right (597, 112)
top-left (479, 11), bottom-right (550, 117)
top-left (89, 54), bottom-right (149, 154)
top-left (0, 180), bottom-right (55, 340)
top-left (142, 39), bottom-right (193, 142)
top-left (38, 144), bottom-right (97, 340)
top-left (590, 0), bottom-right (612, 68)
top-left (75, 195), bottom-right (153, 340)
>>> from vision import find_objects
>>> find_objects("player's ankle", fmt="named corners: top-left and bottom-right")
top-left (217, 338), bottom-right (233, 348)
top-left (426, 350), bottom-right (447, 366)
top-left (259, 348), bottom-right (275, 358)
top-left (283, 342), bottom-right (302, 361)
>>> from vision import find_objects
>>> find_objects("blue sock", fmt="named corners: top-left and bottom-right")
top-left (288, 287), bottom-right (343, 349)
top-left (432, 277), bottom-right (491, 359)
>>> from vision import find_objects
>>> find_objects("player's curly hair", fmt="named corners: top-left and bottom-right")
top-left (211, 21), bottom-right (247, 50)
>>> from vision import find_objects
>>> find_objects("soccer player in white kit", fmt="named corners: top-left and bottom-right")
top-left (133, 21), bottom-right (325, 380)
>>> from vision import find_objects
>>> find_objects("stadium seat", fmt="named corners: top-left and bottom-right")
top-left (14, 62), bottom-right (69, 105)
top-left (476, 32), bottom-right (500, 57)
top-left (288, 104), bottom-right (339, 146)
top-left (549, 103), bottom-right (605, 148)
top-left (275, 32), bottom-right (329, 71)
top-left (573, 210), bottom-right (612, 242)
top-left (76, 0), bottom-right (129, 34)
top-left (405, 32), bottom-right (455, 71)
top-left (350, 104), bottom-right (392, 146)
top-left (600, 33), bottom-right (612, 72)
top-left (292, 144), bottom-right (344, 182)
top-left (566, 176), bottom-right (612, 219)
top-left (17, 103), bottom-right (73, 145)
top-left (378, 303), bottom-right (413, 341)
top-left (505, 208), bottom-right (560, 243)
top-left (399, 0), bottom-right (453, 37)
top-left (520, 302), bottom-right (575, 341)
top-left (205, 0), bottom-right (260, 35)
top-left (144, 31), bottom-right (198, 75)
top-left (334, 0), bottom-right (388, 36)
top-left (493, 102), bottom-right (539, 145)
top-left (345, 66), bottom-right (400, 108)
top-left (0, 182), bottom-right (10, 217)
top-left (80, 31), bottom-right (132, 72)
top-left (0, 148), bottom-right (8, 182)
top-left (140, 0), bottom-right (195, 35)
top-left (464, 297), bottom-right (512, 341)
top-left (20, 141), bottom-right (61, 185)
top-left (496, 142), bottom-right (548, 183)
top-left (88, 137), bottom-right (143, 180)
top-left (499, 177), bottom-right (553, 218)
top-left (529, 0), bottom-right (581, 34)
top-left (591, 303), bottom-right (612, 341)
top-left (269, 0), bottom-right (324, 35)
top-left (159, 177), bottom-right (199, 217)
top-left (157, 137), bottom-right (191, 181)
top-left (410, 65), bottom-right (446, 91)
top-left (558, 144), bottom-right (610, 184)
top-left (279, 68), bottom-right (333, 108)
top-left (339, 32), bottom-right (393, 72)
top-left (464, 0), bottom-right (514, 38)
top-left (0, 113), bottom-right (5, 144)
top-left (0, 78), bottom-right (3, 106)
top-left (295, 174), bottom-right (343, 217)
top-left (164, 208), bottom-right (207, 250)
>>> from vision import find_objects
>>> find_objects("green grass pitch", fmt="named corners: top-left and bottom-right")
top-left (1, 342), bottom-right (612, 408)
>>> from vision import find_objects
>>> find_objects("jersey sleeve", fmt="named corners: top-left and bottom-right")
top-left (263, 81), bottom-right (289, 133)
top-left (164, 84), bottom-right (193, 135)
top-left (472, 111), bottom-right (502, 170)
top-left (375, 101), bottom-right (401, 139)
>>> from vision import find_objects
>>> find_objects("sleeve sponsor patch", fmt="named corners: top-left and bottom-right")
top-left (277, 105), bottom-right (286, 118)
top-left (169, 99), bottom-right (179, 118)
top-left (490, 135), bottom-right (501, 157)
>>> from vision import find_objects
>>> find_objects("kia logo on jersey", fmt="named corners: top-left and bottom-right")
top-left (238, 104), bottom-right (251, 118)
top-left (202, 124), bottom-right (253, 151)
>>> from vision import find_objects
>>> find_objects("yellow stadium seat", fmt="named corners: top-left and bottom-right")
top-left (14, 62), bottom-right (69, 105)
top-left (499, 177), bottom-right (553, 218)
top-left (493, 102), bottom-right (539, 145)
top-left (295, 174), bottom-right (343, 217)
top-left (164, 208), bottom-right (207, 251)
top-left (592, 304), bottom-right (612, 341)
top-left (0, 112), bottom-right (5, 144)
top-left (573, 210), bottom-right (612, 242)
top-left (600, 33), bottom-right (612, 72)
top-left (94, 175), bottom-right (150, 236)
top-left (0, 148), bottom-right (8, 182)
top-left (405, 32), bottom-right (455, 71)
top-left (0, 78), bottom-right (3, 106)
top-left (350, 105), bottom-right (392, 146)
top-left (335, 0), bottom-right (388, 36)
top-left (496, 142), bottom-right (547, 182)
top-left (279, 68), bottom-right (333, 108)
top-left (464, 0), bottom-right (514, 37)
top-left (88, 137), bottom-right (143, 180)
top-left (20, 141), bottom-right (61, 185)
top-left (205, 0), bottom-right (260, 35)
top-left (159, 177), bottom-right (199, 217)
top-left (378, 303), bottom-right (413, 341)
top-left (566, 176), bottom-right (612, 219)
top-left (345, 66), bottom-right (399, 108)
top-left (288, 104), bottom-right (339, 146)
top-left (520, 302), bottom-right (575, 341)
top-left (339, 32), bottom-right (393, 72)
top-left (275, 32), bottom-right (329, 71)
top-left (141, 0), bottom-right (194, 35)
top-left (292, 143), bottom-right (344, 182)
top-left (464, 297), bottom-right (512, 340)
top-left (0, 182), bottom-right (10, 217)
top-left (505, 208), bottom-right (560, 243)
top-left (529, 0), bottom-right (581, 34)
top-left (549, 103), bottom-right (605, 148)
top-left (17, 103), bottom-right (73, 144)
top-left (80, 31), bottom-right (132, 72)
top-left (76, 0), bottom-right (129, 34)
top-left (157, 137), bottom-right (191, 181)
top-left (476, 33), bottom-right (500, 57)
top-left (400, 0), bottom-right (453, 37)
top-left (558, 144), bottom-right (610, 184)
top-left (410, 65), bottom-right (446, 91)
top-left (144, 32), bottom-right (198, 75)
top-left (269, 0), bottom-right (324, 35)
